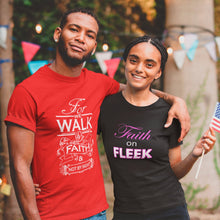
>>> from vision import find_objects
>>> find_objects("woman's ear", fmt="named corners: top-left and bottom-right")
top-left (154, 69), bottom-right (162, 80)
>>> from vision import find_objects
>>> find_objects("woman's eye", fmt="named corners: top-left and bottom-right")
top-left (146, 63), bottom-right (153, 68)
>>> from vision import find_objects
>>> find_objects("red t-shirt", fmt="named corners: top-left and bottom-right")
top-left (5, 65), bottom-right (119, 219)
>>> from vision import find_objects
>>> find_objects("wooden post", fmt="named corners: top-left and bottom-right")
top-left (0, 0), bottom-right (22, 219)
top-left (164, 0), bottom-right (220, 209)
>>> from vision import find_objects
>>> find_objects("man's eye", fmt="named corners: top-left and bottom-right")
top-left (130, 59), bottom-right (137, 63)
top-left (70, 28), bottom-right (78, 32)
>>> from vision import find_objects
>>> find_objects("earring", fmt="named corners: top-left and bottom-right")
top-left (54, 39), bottom-right (58, 43)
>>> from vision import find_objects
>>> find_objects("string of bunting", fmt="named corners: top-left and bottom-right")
top-left (163, 25), bottom-right (220, 69)
top-left (0, 22), bottom-right (123, 78)
top-left (1, 24), bottom-right (220, 77)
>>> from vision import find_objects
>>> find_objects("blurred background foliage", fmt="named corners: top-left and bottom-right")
top-left (13, 0), bottom-right (165, 85)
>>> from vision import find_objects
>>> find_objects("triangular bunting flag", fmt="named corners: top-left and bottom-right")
top-left (205, 41), bottom-right (217, 62)
top-left (186, 39), bottom-right (199, 61)
top-left (21, 41), bottom-right (41, 64)
top-left (95, 51), bottom-right (113, 74)
top-left (104, 57), bottom-right (121, 78)
top-left (215, 36), bottom-right (220, 55)
top-left (0, 27), bottom-right (7, 49)
top-left (28, 60), bottom-right (49, 74)
top-left (181, 33), bottom-right (198, 50)
top-left (173, 50), bottom-right (186, 69)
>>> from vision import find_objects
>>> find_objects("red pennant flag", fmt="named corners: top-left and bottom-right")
top-left (21, 41), bottom-right (41, 64)
top-left (104, 58), bottom-right (121, 78)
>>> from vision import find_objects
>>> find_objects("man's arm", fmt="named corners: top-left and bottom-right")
top-left (7, 123), bottom-right (41, 220)
top-left (119, 83), bottom-right (126, 92)
top-left (152, 89), bottom-right (191, 142)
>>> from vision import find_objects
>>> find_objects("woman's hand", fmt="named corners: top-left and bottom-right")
top-left (34, 184), bottom-right (41, 196)
top-left (192, 127), bottom-right (216, 158)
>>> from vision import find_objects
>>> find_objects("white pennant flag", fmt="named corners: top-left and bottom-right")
top-left (173, 50), bottom-right (186, 69)
top-left (215, 36), bottom-right (220, 55)
top-left (95, 51), bottom-right (113, 74)
top-left (205, 41), bottom-right (217, 62)
top-left (181, 33), bottom-right (198, 50)
top-left (0, 27), bottom-right (7, 49)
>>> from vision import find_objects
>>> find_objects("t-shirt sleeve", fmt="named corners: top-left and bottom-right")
top-left (97, 98), bottom-right (106, 135)
top-left (4, 85), bottom-right (37, 132)
top-left (97, 112), bottom-right (102, 135)
top-left (169, 118), bottom-right (182, 149)
top-left (103, 75), bottom-right (120, 96)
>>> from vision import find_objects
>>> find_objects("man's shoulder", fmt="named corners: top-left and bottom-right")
top-left (19, 65), bottom-right (47, 85)
top-left (83, 68), bottom-right (112, 80)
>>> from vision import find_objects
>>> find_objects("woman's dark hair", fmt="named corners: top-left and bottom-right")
top-left (59, 8), bottom-right (100, 30)
top-left (123, 35), bottom-right (168, 73)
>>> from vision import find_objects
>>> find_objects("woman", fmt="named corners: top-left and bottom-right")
top-left (97, 35), bottom-right (216, 220)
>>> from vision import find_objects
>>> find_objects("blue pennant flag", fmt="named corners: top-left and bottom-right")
top-left (28, 60), bottom-right (49, 74)
top-left (186, 40), bottom-right (199, 61)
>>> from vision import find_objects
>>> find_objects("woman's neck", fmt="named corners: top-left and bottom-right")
top-left (122, 86), bottom-right (159, 107)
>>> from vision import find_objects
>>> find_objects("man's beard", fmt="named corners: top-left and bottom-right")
top-left (57, 35), bottom-right (93, 67)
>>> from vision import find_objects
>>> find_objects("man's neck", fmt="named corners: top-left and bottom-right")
top-left (50, 58), bottom-right (83, 77)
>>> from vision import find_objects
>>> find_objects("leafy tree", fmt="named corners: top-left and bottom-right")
top-left (13, 0), bottom-right (165, 84)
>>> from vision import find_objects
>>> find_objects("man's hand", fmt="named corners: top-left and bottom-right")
top-left (164, 97), bottom-right (190, 142)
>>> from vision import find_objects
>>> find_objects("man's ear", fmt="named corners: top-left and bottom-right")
top-left (53, 27), bottom-right (62, 43)
top-left (91, 42), bottom-right (97, 55)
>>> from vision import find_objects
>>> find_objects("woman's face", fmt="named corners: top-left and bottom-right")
top-left (124, 42), bottom-right (162, 91)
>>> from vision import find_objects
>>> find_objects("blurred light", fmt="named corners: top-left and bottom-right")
top-left (167, 47), bottom-right (173, 55)
top-left (178, 35), bottom-right (185, 44)
top-left (0, 178), bottom-right (2, 185)
top-left (35, 24), bottom-right (42, 34)
top-left (102, 43), bottom-right (109, 52)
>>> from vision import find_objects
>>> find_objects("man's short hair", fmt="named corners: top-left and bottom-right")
top-left (59, 8), bottom-right (100, 31)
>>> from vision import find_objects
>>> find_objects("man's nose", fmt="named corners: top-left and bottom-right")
top-left (75, 31), bottom-right (85, 43)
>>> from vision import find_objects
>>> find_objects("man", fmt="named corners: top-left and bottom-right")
top-left (5, 8), bottom-right (190, 220)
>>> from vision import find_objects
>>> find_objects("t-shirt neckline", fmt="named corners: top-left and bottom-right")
top-left (44, 64), bottom-right (85, 83)
top-left (120, 91), bottom-right (161, 110)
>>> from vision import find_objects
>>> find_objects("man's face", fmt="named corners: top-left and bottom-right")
top-left (56, 12), bottom-right (98, 67)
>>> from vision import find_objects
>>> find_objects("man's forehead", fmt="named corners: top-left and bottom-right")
top-left (66, 12), bottom-right (99, 31)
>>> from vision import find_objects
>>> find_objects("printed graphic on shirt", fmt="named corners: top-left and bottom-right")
top-left (56, 98), bottom-right (94, 175)
top-left (113, 123), bottom-right (152, 159)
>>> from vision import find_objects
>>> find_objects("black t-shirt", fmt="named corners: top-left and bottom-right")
top-left (98, 92), bottom-right (186, 214)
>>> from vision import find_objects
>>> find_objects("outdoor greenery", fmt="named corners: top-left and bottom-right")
top-left (13, 0), bottom-right (165, 84)
top-left (1, 0), bottom-right (220, 218)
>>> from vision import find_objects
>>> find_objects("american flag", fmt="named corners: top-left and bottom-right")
top-left (210, 102), bottom-right (220, 133)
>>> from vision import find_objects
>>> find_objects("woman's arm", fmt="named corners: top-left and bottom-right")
top-left (169, 127), bottom-right (216, 180)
